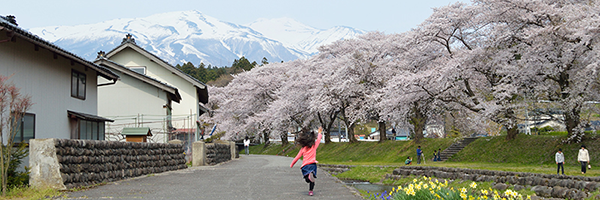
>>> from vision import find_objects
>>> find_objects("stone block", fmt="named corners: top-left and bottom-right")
top-left (29, 139), bottom-right (66, 190)
top-left (192, 141), bottom-right (206, 166)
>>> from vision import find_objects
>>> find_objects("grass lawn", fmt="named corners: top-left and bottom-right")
top-left (0, 187), bottom-right (63, 200)
top-left (251, 134), bottom-right (600, 176)
top-left (250, 134), bottom-right (600, 198)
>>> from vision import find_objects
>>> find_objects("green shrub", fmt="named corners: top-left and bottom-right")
top-left (4, 143), bottom-right (30, 188)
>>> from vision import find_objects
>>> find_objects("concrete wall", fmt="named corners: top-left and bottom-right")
top-left (29, 138), bottom-right (186, 189)
top-left (192, 141), bottom-right (236, 166)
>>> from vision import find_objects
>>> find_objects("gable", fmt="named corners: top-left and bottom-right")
top-left (105, 41), bottom-right (208, 104)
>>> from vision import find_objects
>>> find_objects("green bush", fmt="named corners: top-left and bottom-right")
top-left (4, 143), bottom-right (30, 188)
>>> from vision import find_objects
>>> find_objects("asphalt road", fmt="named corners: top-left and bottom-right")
top-left (65, 154), bottom-right (363, 199)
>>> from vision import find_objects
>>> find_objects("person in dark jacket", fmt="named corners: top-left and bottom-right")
top-left (416, 146), bottom-right (422, 164)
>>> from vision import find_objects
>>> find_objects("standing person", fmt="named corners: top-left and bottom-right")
top-left (578, 145), bottom-right (590, 174)
top-left (432, 150), bottom-right (438, 161)
top-left (437, 148), bottom-right (442, 161)
top-left (290, 127), bottom-right (323, 196)
top-left (243, 136), bottom-right (250, 155)
top-left (556, 148), bottom-right (565, 175)
top-left (416, 146), bottom-right (422, 164)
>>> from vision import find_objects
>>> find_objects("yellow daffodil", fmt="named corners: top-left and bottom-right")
top-left (470, 182), bottom-right (477, 189)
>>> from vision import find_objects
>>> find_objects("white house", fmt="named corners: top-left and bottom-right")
top-left (100, 34), bottom-right (209, 146)
top-left (95, 55), bottom-right (182, 143)
top-left (0, 15), bottom-right (119, 144)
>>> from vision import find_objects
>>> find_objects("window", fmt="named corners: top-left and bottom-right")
top-left (77, 119), bottom-right (105, 140)
top-left (71, 70), bottom-right (86, 100)
top-left (68, 111), bottom-right (109, 140)
top-left (129, 66), bottom-right (146, 75)
top-left (14, 113), bottom-right (35, 144)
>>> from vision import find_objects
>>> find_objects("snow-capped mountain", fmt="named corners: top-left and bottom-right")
top-left (28, 10), bottom-right (365, 66)
top-left (247, 18), bottom-right (365, 55)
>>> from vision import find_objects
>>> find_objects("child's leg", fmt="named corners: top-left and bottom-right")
top-left (309, 181), bottom-right (315, 191)
top-left (304, 175), bottom-right (311, 183)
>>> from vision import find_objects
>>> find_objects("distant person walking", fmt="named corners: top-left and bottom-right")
top-left (432, 150), bottom-right (438, 162)
top-left (416, 146), bottom-right (422, 164)
top-left (578, 145), bottom-right (590, 174)
top-left (437, 148), bottom-right (442, 161)
top-left (290, 127), bottom-right (323, 196)
top-left (555, 148), bottom-right (565, 175)
top-left (243, 136), bottom-right (250, 155)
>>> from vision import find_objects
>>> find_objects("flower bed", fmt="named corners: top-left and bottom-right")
top-left (368, 176), bottom-right (528, 200)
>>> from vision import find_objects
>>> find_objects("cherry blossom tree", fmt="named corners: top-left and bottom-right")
top-left (210, 62), bottom-right (288, 144)
top-left (469, 0), bottom-right (600, 142)
top-left (206, 0), bottom-right (600, 146)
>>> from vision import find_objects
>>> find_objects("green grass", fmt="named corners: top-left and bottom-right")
top-left (0, 186), bottom-right (63, 200)
top-left (257, 135), bottom-right (600, 199)
top-left (450, 134), bottom-right (600, 167)
top-left (334, 166), bottom-right (396, 183)
top-left (250, 138), bottom-right (455, 165)
top-left (251, 134), bottom-right (600, 180)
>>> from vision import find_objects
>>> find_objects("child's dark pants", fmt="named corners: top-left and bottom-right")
top-left (304, 175), bottom-right (315, 190)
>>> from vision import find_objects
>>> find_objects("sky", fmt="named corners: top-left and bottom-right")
top-left (4, 0), bottom-right (467, 34)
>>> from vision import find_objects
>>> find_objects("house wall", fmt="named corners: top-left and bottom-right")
top-left (107, 49), bottom-right (199, 130)
top-left (0, 33), bottom-right (99, 140)
top-left (97, 70), bottom-right (170, 142)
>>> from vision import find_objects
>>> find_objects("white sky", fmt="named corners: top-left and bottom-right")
top-left (4, 0), bottom-right (466, 34)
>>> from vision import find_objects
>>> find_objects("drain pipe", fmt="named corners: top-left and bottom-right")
top-left (0, 27), bottom-right (15, 43)
top-left (98, 79), bottom-right (118, 87)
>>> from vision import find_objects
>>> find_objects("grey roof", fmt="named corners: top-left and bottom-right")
top-left (67, 110), bottom-right (114, 122)
top-left (0, 16), bottom-right (119, 81)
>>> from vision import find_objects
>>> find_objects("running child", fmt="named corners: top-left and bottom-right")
top-left (290, 126), bottom-right (323, 196)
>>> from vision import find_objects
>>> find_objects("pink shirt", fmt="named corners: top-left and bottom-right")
top-left (290, 133), bottom-right (322, 168)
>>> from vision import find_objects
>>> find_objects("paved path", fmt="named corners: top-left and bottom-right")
top-left (65, 154), bottom-right (363, 199)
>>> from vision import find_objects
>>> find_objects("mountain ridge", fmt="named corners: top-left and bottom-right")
top-left (28, 10), bottom-right (365, 66)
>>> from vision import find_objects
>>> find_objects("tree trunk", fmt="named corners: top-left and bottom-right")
top-left (263, 131), bottom-right (270, 147)
top-left (502, 109), bottom-right (520, 141)
top-left (0, 146), bottom-right (5, 196)
top-left (505, 125), bottom-right (519, 141)
top-left (280, 132), bottom-right (288, 146)
top-left (378, 121), bottom-right (387, 143)
top-left (317, 111), bottom-right (338, 144)
top-left (347, 123), bottom-right (358, 143)
top-left (410, 103), bottom-right (426, 143)
top-left (564, 107), bottom-right (583, 143)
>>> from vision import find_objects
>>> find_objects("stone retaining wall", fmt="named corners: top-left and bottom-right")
top-left (29, 138), bottom-right (187, 190)
top-left (392, 166), bottom-right (599, 199)
top-left (206, 143), bottom-right (232, 165)
top-left (192, 141), bottom-right (237, 166)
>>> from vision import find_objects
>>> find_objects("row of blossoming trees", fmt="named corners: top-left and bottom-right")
top-left (203, 0), bottom-right (600, 144)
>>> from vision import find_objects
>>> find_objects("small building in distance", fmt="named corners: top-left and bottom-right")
top-left (121, 127), bottom-right (152, 143)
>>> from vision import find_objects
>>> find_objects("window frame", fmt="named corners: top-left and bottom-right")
top-left (71, 70), bottom-right (86, 100)
top-left (14, 113), bottom-right (35, 144)
top-left (129, 66), bottom-right (146, 75)
top-left (77, 119), bottom-right (105, 140)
